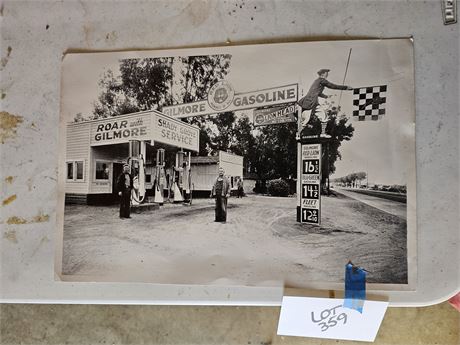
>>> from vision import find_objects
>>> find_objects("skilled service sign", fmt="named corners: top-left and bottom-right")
top-left (253, 103), bottom-right (297, 127)
top-left (301, 143), bottom-right (321, 225)
top-left (162, 81), bottom-right (298, 118)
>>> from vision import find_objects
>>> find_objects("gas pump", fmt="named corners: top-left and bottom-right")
top-left (154, 148), bottom-right (166, 205)
top-left (183, 152), bottom-right (192, 204)
top-left (172, 150), bottom-right (185, 203)
top-left (129, 140), bottom-right (146, 205)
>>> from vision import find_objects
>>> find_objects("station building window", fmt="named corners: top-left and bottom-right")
top-left (66, 161), bottom-right (84, 181)
top-left (95, 161), bottom-right (110, 180)
top-left (66, 162), bottom-right (73, 180)
top-left (76, 161), bottom-right (84, 180)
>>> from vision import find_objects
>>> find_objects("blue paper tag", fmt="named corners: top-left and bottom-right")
top-left (343, 263), bottom-right (367, 313)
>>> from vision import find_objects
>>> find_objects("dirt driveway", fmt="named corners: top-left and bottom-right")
top-left (62, 193), bottom-right (407, 286)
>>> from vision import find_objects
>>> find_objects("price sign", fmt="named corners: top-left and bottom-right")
top-left (302, 184), bottom-right (319, 199)
top-left (303, 159), bottom-right (320, 174)
top-left (301, 144), bottom-right (321, 225)
top-left (301, 208), bottom-right (319, 223)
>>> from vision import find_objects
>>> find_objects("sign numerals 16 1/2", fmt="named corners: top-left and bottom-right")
top-left (301, 208), bottom-right (318, 223)
top-left (303, 159), bottom-right (320, 174)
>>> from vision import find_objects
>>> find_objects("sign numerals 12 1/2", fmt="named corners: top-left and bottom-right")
top-left (303, 159), bottom-right (320, 174)
top-left (302, 184), bottom-right (319, 199)
top-left (301, 208), bottom-right (318, 223)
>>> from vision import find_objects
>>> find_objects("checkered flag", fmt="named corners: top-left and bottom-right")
top-left (352, 85), bottom-right (387, 121)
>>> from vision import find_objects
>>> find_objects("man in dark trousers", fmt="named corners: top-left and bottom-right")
top-left (211, 167), bottom-right (231, 223)
top-left (117, 163), bottom-right (133, 219)
top-left (297, 69), bottom-right (353, 127)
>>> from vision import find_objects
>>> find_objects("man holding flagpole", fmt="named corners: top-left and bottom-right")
top-left (297, 69), bottom-right (354, 130)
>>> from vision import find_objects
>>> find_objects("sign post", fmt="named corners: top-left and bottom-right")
top-left (300, 143), bottom-right (322, 225)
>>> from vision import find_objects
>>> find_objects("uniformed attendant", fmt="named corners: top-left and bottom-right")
top-left (211, 167), bottom-right (231, 223)
top-left (297, 69), bottom-right (353, 126)
top-left (236, 177), bottom-right (244, 198)
top-left (117, 163), bottom-right (133, 219)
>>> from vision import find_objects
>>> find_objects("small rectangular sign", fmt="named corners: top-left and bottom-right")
top-left (253, 104), bottom-right (296, 126)
top-left (301, 208), bottom-right (319, 222)
top-left (152, 113), bottom-right (200, 152)
top-left (90, 112), bottom-right (151, 146)
top-left (302, 175), bottom-right (320, 183)
top-left (302, 199), bottom-right (319, 207)
top-left (302, 159), bottom-right (320, 174)
top-left (301, 143), bottom-right (321, 225)
top-left (302, 184), bottom-right (320, 199)
top-left (277, 296), bottom-right (388, 342)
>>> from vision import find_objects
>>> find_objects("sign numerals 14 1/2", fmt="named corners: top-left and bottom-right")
top-left (302, 183), bottom-right (319, 199)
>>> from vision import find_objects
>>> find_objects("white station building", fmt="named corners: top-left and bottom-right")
top-left (64, 110), bottom-right (199, 204)
top-left (191, 151), bottom-right (244, 192)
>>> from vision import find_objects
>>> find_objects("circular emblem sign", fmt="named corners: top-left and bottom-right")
top-left (255, 114), bottom-right (264, 125)
top-left (207, 80), bottom-right (235, 111)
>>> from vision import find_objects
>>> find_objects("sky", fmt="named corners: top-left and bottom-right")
top-left (61, 39), bottom-right (415, 185)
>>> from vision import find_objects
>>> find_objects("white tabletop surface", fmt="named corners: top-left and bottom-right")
top-left (1, 0), bottom-right (459, 307)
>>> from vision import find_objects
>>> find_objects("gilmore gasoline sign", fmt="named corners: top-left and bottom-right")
top-left (162, 82), bottom-right (298, 118)
top-left (301, 143), bottom-right (321, 225)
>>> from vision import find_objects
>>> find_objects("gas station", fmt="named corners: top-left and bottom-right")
top-left (64, 80), bottom-right (325, 224)
top-left (64, 110), bottom-right (199, 206)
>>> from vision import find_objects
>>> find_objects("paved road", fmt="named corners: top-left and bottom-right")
top-left (335, 188), bottom-right (407, 220)
top-left (343, 188), bottom-right (407, 203)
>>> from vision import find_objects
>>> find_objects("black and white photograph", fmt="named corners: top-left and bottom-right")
top-left (56, 39), bottom-right (416, 288)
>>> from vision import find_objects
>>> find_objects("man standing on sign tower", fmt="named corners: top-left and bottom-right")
top-left (297, 69), bottom-right (353, 128)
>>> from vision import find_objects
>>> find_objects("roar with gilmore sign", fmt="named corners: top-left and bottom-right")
top-left (162, 80), bottom-right (298, 118)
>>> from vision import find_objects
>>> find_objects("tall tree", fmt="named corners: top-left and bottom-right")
top-left (93, 58), bottom-right (173, 119)
top-left (173, 55), bottom-right (233, 155)
top-left (88, 54), bottom-right (234, 156)
top-left (173, 55), bottom-right (231, 105)
top-left (259, 122), bottom-right (298, 180)
top-left (90, 55), bottom-right (231, 119)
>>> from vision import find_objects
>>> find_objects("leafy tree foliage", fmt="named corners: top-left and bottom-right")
top-left (302, 105), bottom-right (355, 189)
top-left (87, 55), bottom-right (232, 155)
top-left (334, 171), bottom-right (367, 187)
top-left (83, 57), bottom-right (355, 193)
